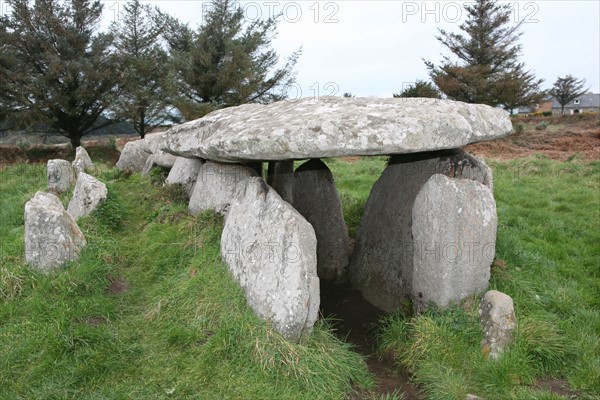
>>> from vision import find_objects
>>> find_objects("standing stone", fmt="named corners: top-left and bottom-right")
top-left (412, 174), bottom-right (497, 311)
top-left (74, 146), bottom-right (93, 170)
top-left (116, 140), bottom-right (152, 172)
top-left (67, 173), bottom-right (108, 219)
top-left (188, 161), bottom-right (257, 215)
top-left (221, 177), bottom-right (319, 341)
top-left (349, 150), bottom-right (492, 312)
top-left (479, 290), bottom-right (517, 360)
top-left (47, 159), bottom-right (75, 193)
top-left (24, 191), bottom-right (86, 272)
top-left (165, 157), bottom-right (204, 196)
top-left (292, 159), bottom-right (349, 282)
top-left (268, 160), bottom-right (294, 203)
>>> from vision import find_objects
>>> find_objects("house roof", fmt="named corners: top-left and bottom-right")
top-left (552, 93), bottom-right (600, 109)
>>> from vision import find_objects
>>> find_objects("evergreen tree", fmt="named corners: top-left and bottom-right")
top-left (110, 0), bottom-right (177, 138)
top-left (1, 0), bottom-right (119, 147)
top-left (393, 80), bottom-right (441, 99)
top-left (549, 75), bottom-right (588, 115)
top-left (425, 0), bottom-right (543, 110)
top-left (165, 0), bottom-right (301, 120)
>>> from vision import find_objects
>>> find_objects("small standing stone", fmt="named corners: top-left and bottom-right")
top-left (24, 191), bottom-right (86, 272)
top-left (47, 159), bottom-right (75, 193)
top-left (67, 173), bottom-right (108, 219)
top-left (116, 140), bottom-right (152, 172)
top-left (74, 146), bottom-right (93, 170)
top-left (479, 290), bottom-right (517, 360)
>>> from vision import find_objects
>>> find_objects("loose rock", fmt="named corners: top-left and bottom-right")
top-left (24, 191), bottom-right (86, 271)
top-left (292, 159), bottom-right (349, 282)
top-left (189, 161), bottom-right (257, 215)
top-left (412, 174), bottom-right (497, 311)
top-left (479, 290), bottom-right (517, 360)
top-left (47, 159), bottom-right (74, 193)
top-left (221, 177), bottom-right (319, 341)
top-left (67, 173), bottom-right (108, 219)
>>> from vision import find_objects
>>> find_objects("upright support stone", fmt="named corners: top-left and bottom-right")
top-left (165, 157), bottom-right (204, 196)
top-left (411, 174), bottom-right (497, 311)
top-left (116, 140), bottom-right (152, 172)
top-left (221, 177), bottom-right (319, 341)
top-left (25, 191), bottom-right (86, 272)
top-left (47, 159), bottom-right (75, 193)
top-left (189, 161), bottom-right (257, 215)
top-left (267, 160), bottom-right (294, 203)
top-left (349, 149), bottom-right (492, 312)
top-left (479, 290), bottom-right (517, 360)
top-left (292, 159), bottom-right (349, 282)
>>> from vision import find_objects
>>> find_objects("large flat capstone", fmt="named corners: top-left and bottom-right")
top-left (162, 97), bottom-right (513, 162)
top-left (221, 177), bottom-right (319, 341)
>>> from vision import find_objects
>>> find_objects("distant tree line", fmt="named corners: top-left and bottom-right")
top-left (0, 0), bottom-right (300, 147)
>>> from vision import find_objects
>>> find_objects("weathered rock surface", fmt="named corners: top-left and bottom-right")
top-left (165, 157), bottom-right (204, 196)
top-left (221, 177), bottom-right (319, 341)
top-left (412, 174), bottom-right (497, 311)
top-left (188, 161), bottom-right (257, 215)
top-left (292, 159), bottom-right (349, 282)
top-left (74, 146), bottom-right (93, 170)
top-left (116, 139), bottom-right (151, 172)
top-left (349, 150), bottom-right (492, 312)
top-left (24, 191), bottom-right (86, 271)
top-left (47, 159), bottom-right (74, 193)
top-left (67, 173), bottom-right (108, 219)
top-left (162, 97), bottom-right (513, 162)
top-left (479, 290), bottom-right (517, 360)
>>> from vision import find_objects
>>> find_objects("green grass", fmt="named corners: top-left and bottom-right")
top-left (1, 154), bottom-right (599, 399)
top-left (377, 156), bottom-right (600, 399)
top-left (0, 163), bottom-right (373, 399)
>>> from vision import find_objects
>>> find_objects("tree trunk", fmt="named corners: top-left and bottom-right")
top-left (70, 134), bottom-right (82, 148)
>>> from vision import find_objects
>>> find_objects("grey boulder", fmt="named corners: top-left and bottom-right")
top-left (221, 177), bottom-right (319, 341)
top-left (188, 161), bottom-right (257, 215)
top-left (292, 159), bottom-right (349, 282)
top-left (67, 173), bottom-right (108, 219)
top-left (74, 146), bottom-right (93, 170)
top-left (412, 174), bottom-right (497, 311)
top-left (116, 139), bottom-right (152, 172)
top-left (162, 97), bottom-right (513, 162)
top-left (165, 157), bottom-right (205, 196)
top-left (24, 191), bottom-right (86, 271)
top-left (47, 159), bottom-right (75, 193)
top-left (479, 290), bottom-right (517, 360)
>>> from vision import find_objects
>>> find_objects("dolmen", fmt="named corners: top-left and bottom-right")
top-left (117, 97), bottom-right (513, 341)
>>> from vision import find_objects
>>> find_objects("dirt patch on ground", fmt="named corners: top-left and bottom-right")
top-left (466, 114), bottom-right (600, 161)
top-left (534, 378), bottom-right (580, 398)
top-left (320, 282), bottom-right (423, 400)
top-left (107, 276), bottom-right (130, 295)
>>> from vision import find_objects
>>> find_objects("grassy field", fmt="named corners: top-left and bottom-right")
top-left (1, 154), bottom-right (599, 399)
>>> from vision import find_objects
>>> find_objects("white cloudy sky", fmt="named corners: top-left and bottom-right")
top-left (100, 1), bottom-right (600, 98)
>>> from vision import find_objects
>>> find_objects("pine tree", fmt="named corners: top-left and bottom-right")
top-left (393, 80), bottom-right (441, 99)
top-left (110, 0), bottom-right (177, 138)
top-left (425, 0), bottom-right (543, 110)
top-left (165, 0), bottom-right (301, 120)
top-left (1, 0), bottom-right (119, 147)
top-left (549, 75), bottom-right (588, 115)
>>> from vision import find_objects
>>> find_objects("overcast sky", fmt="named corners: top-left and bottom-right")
top-left (99, 1), bottom-right (599, 98)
